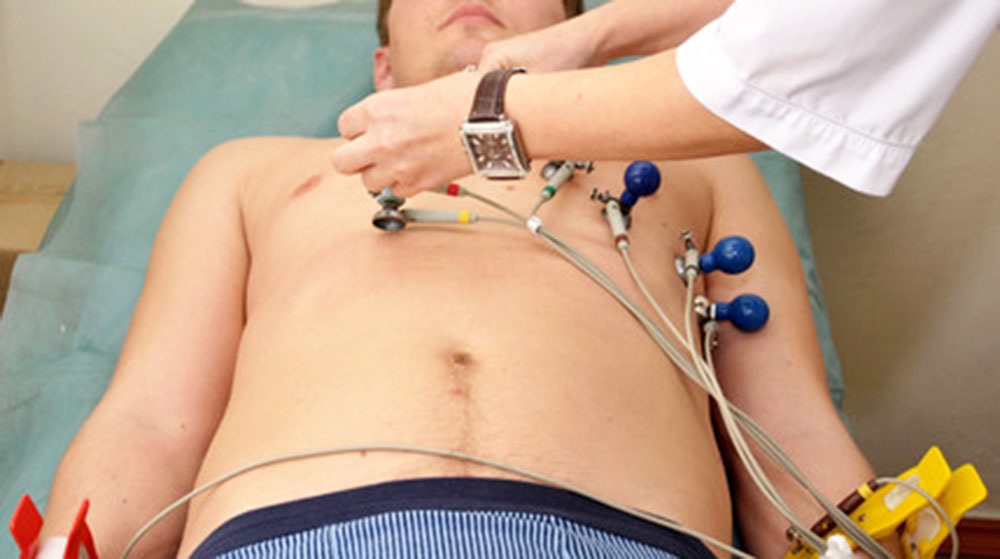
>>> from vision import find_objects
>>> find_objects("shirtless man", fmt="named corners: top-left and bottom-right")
top-left (38, 1), bottom-right (878, 557)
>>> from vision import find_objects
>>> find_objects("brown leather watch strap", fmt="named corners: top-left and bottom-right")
top-left (468, 68), bottom-right (526, 122)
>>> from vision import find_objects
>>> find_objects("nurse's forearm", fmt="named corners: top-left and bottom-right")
top-left (582, 0), bottom-right (733, 64)
top-left (506, 49), bottom-right (765, 163)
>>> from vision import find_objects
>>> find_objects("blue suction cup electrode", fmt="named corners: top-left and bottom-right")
top-left (714, 294), bottom-right (770, 332)
top-left (699, 236), bottom-right (756, 275)
top-left (620, 161), bottom-right (661, 210)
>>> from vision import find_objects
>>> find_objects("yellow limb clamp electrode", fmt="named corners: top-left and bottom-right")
top-left (784, 447), bottom-right (987, 559)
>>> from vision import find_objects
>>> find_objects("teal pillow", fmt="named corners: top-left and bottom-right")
top-left (98, 0), bottom-right (378, 121)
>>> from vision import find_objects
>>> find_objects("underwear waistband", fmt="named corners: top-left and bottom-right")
top-left (189, 477), bottom-right (715, 558)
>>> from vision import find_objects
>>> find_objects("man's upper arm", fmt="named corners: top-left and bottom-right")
top-left (701, 154), bottom-right (834, 425)
top-left (700, 155), bottom-right (873, 554)
top-left (100, 140), bottom-right (251, 453)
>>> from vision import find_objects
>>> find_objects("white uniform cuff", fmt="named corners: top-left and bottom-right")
top-left (677, 20), bottom-right (912, 197)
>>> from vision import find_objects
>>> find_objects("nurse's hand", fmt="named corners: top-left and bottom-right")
top-left (479, 21), bottom-right (596, 72)
top-left (332, 70), bottom-right (481, 198)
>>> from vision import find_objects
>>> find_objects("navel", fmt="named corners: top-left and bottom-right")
top-left (449, 350), bottom-right (475, 368)
top-left (445, 348), bottom-right (477, 399)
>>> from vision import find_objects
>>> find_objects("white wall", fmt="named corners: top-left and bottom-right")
top-left (0, 2), bottom-right (14, 157)
top-left (0, 0), bottom-right (194, 161)
top-left (2, 0), bottom-right (998, 519)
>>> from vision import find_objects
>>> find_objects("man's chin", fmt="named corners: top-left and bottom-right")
top-left (394, 40), bottom-right (493, 86)
top-left (436, 40), bottom-right (488, 75)
top-left (436, 57), bottom-right (478, 77)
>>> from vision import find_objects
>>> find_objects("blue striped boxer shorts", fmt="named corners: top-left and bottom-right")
top-left (188, 477), bottom-right (715, 558)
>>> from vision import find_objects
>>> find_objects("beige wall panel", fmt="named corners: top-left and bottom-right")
top-left (0, 0), bottom-right (194, 161)
top-left (804, 34), bottom-right (1000, 517)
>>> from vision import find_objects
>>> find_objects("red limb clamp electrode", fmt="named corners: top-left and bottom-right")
top-left (10, 495), bottom-right (98, 559)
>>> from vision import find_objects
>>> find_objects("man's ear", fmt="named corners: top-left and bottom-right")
top-left (373, 46), bottom-right (394, 91)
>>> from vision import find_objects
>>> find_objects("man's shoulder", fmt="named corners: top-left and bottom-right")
top-left (176, 136), bottom-right (350, 215)
top-left (670, 153), bottom-right (766, 199)
top-left (200, 136), bottom-right (345, 171)
top-left (186, 136), bottom-right (348, 199)
top-left (668, 152), bottom-right (757, 179)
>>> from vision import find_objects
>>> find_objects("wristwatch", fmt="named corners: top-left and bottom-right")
top-left (460, 68), bottom-right (530, 179)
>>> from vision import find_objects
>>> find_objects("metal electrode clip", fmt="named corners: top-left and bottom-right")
top-left (371, 188), bottom-right (407, 232)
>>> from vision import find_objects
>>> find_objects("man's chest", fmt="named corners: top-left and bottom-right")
top-left (239, 160), bottom-right (713, 309)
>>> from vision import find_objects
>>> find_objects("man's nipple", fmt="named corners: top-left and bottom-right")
top-left (292, 173), bottom-right (323, 198)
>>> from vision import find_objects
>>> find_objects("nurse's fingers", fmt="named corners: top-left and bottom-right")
top-left (330, 134), bottom-right (375, 175)
top-left (360, 160), bottom-right (442, 199)
top-left (360, 166), bottom-right (402, 197)
top-left (337, 101), bottom-right (367, 140)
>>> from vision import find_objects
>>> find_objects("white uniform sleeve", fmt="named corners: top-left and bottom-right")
top-left (676, 0), bottom-right (999, 196)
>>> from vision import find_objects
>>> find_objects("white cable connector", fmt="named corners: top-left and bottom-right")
top-left (604, 200), bottom-right (630, 250)
top-left (546, 162), bottom-right (575, 194)
top-left (605, 200), bottom-right (628, 238)
top-left (527, 216), bottom-right (543, 235)
top-left (36, 537), bottom-right (69, 559)
top-left (821, 535), bottom-right (853, 559)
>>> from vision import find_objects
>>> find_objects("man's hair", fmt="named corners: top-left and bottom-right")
top-left (377, 0), bottom-right (585, 46)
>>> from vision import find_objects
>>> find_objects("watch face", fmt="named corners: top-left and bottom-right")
top-left (461, 120), bottom-right (529, 179)
top-left (469, 133), bottom-right (518, 170)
